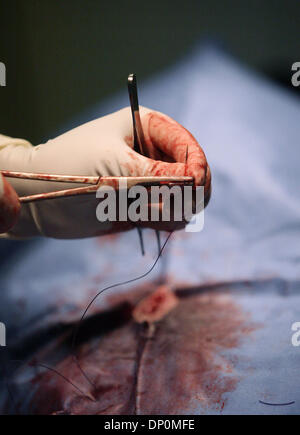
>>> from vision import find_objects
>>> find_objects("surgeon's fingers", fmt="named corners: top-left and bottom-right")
top-left (141, 111), bottom-right (208, 187)
top-left (0, 172), bottom-right (21, 233)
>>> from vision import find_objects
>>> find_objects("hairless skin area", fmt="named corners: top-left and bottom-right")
top-left (6, 282), bottom-right (257, 415)
top-left (132, 285), bottom-right (179, 324)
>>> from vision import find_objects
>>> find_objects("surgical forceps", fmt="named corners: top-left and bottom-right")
top-left (2, 75), bottom-right (193, 250)
top-left (1, 172), bottom-right (193, 203)
top-left (128, 73), bottom-right (162, 256)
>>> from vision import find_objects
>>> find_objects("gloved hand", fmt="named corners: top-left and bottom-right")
top-left (0, 172), bottom-right (20, 233)
top-left (0, 107), bottom-right (211, 239)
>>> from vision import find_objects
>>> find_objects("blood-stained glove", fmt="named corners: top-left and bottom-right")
top-left (0, 172), bottom-right (20, 233)
top-left (0, 107), bottom-right (211, 239)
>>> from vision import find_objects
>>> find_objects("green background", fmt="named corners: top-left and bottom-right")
top-left (0, 0), bottom-right (299, 144)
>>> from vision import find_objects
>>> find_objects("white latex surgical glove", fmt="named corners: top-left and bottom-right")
top-left (0, 172), bottom-right (20, 233)
top-left (0, 107), bottom-right (211, 239)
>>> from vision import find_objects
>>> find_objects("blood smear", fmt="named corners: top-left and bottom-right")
top-left (9, 283), bottom-right (258, 415)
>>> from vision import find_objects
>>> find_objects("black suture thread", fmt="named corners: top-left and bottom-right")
top-left (9, 359), bottom-right (92, 405)
top-left (33, 363), bottom-right (92, 400)
top-left (70, 231), bottom-right (173, 388)
top-left (259, 400), bottom-right (295, 406)
top-left (5, 231), bottom-right (173, 413)
top-left (137, 227), bottom-right (145, 256)
top-left (72, 355), bottom-right (95, 389)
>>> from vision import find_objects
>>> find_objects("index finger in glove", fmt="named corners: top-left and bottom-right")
top-left (141, 111), bottom-right (209, 187)
top-left (0, 172), bottom-right (20, 233)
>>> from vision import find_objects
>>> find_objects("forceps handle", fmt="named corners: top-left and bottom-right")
top-left (128, 74), bottom-right (149, 157)
top-left (128, 74), bottom-right (162, 256)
